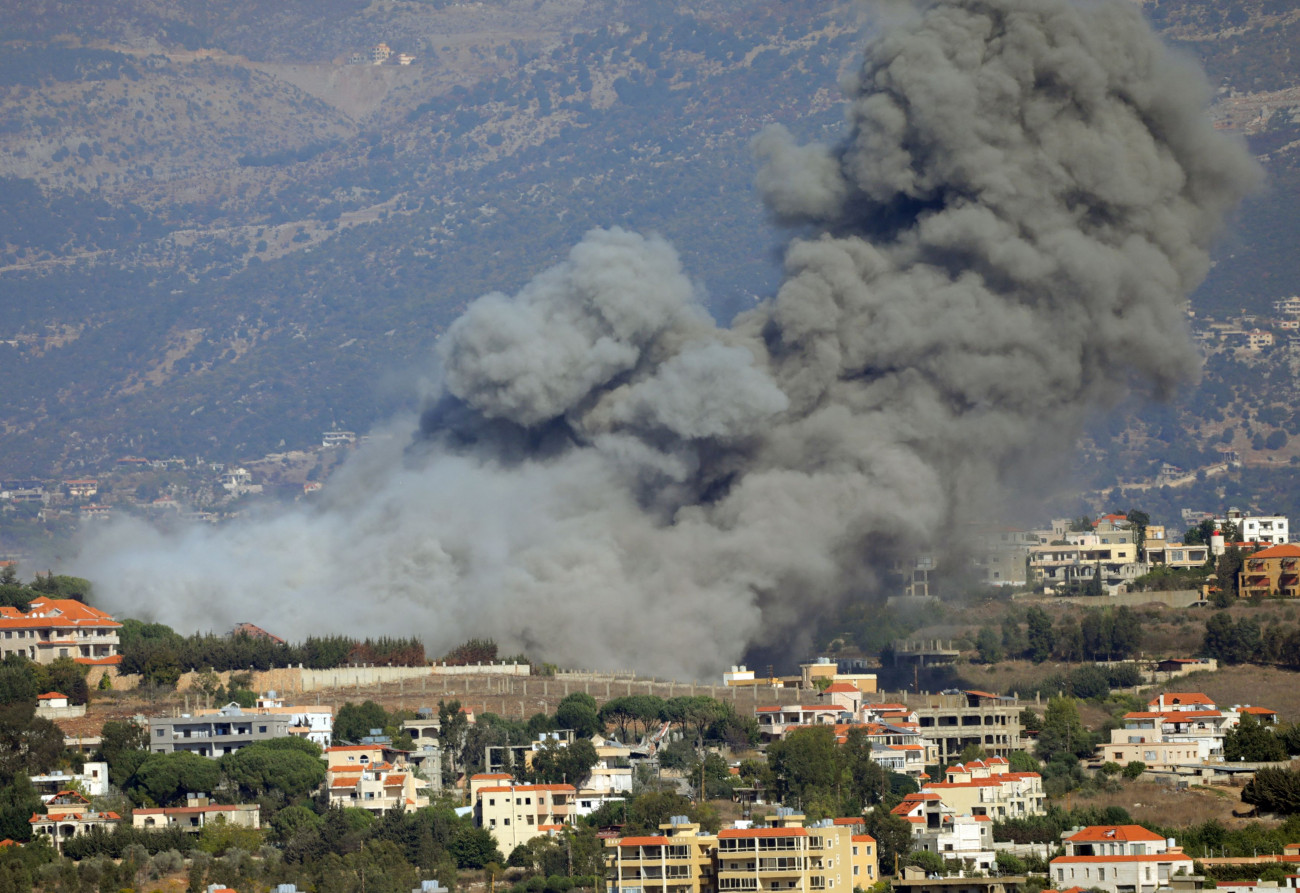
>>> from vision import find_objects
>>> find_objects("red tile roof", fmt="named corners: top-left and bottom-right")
top-left (1249, 544), bottom-right (1300, 559)
top-left (618, 837), bottom-right (670, 846)
top-left (1065, 825), bottom-right (1166, 843)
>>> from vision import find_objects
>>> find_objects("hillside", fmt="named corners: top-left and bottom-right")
top-left (0, 0), bottom-right (1297, 530)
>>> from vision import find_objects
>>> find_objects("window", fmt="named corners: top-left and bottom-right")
top-left (259, 726), bottom-right (267, 733)
top-left (504, 819), bottom-right (510, 825)
top-left (157, 729), bottom-right (164, 737)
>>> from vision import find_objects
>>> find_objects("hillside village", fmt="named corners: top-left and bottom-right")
top-left (8, 549), bottom-right (1300, 893)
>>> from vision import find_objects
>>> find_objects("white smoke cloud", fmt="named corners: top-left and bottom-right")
top-left (77, 0), bottom-right (1257, 679)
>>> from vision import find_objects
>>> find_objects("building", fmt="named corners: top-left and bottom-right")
top-left (893, 866), bottom-right (1025, 893)
top-left (30, 762), bottom-right (108, 802)
top-left (1049, 826), bottom-right (1195, 893)
top-left (133, 795), bottom-right (260, 832)
top-left (974, 529), bottom-right (1039, 587)
top-left (919, 759), bottom-right (1045, 820)
top-left (911, 692), bottom-right (1022, 763)
top-left (29, 791), bottom-right (123, 850)
top-left (475, 783), bottom-right (577, 853)
top-left (62, 480), bottom-right (98, 498)
top-left (1216, 510), bottom-right (1290, 546)
top-left (755, 705), bottom-right (848, 740)
top-left (194, 692), bottom-right (333, 749)
top-left (149, 703), bottom-right (293, 757)
top-left (1238, 544), bottom-right (1300, 598)
top-left (1096, 692), bottom-right (1273, 768)
top-left (604, 811), bottom-right (878, 893)
top-left (1029, 522), bottom-right (1141, 594)
top-left (0, 598), bottom-right (121, 665)
top-left (326, 744), bottom-right (429, 814)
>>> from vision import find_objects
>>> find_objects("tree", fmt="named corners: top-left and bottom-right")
top-left (1243, 767), bottom-right (1300, 815)
top-left (862, 806), bottom-right (912, 874)
top-left (1001, 617), bottom-right (1026, 658)
top-left (1025, 607), bottom-right (1055, 663)
top-left (220, 739), bottom-right (326, 799)
top-left (1127, 510), bottom-right (1150, 561)
top-left (529, 739), bottom-right (598, 787)
top-left (0, 704), bottom-right (65, 786)
top-left (335, 700), bottom-right (391, 744)
top-left (975, 627), bottom-right (1003, 663)
top-left (555, 694), bottom-right (602, 739)
top-left (767, 726), bottom-right (839, 807)
top-left (1035, 697), bottom-right (1096, 764)
top-left (1203, 611), bottom-right (1239, 663)
top-left (438, 700), bottom-right (469, 778)
top-left (449, 826), bottom-right (502, 869)
top-left (127, 751), bottom-right (222, 807)
top-left (0, 774), bottom-right (43, 842)
top-left (96, 719), bottom-right (148, 787)
top-left (1224, 714), bottom-right (1287, 763)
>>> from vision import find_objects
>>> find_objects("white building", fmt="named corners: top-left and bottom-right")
top-left (1216, 509), bottom-right (1289, 545)
top-left (1050, 825), bottom-right (1194, 893)
top-left (30, 762), bottom-right (109, 802)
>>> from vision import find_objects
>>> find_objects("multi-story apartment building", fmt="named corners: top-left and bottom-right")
top-left (606, 817), bottom-right (718, 893)
top-left (605, 812), bottom-right (878, 893)
top-left (1238, 544), bottom-right (1300, 598)
top-left (918, 758), bottom-right (1045, 819)
top-left (1094, 692), bottom-right (1267, 767)
top-left (193, 692), bottom-right (333, 749)
top-left (325, 744), bottom-right (429, 814)
top-left (148, 704), bottom-right (293, 757)
top-left (0, 598), bottom-right (121, 665)
top-left (1050, 826), bottom-right (1194, 893)
top-left (911, 691), bottom-right (1021, 763)
top-left (475, 783), bottom-right (577, 853)
top-left (1217, 510), bottom-right (1290, 546)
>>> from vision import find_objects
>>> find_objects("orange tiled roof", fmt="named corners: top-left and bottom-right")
top-left (1065, 825), bottom-right (1166, 843)
top-left (619, 837), bottom-right (670, 846)
top-left (1249, 544), bottom-right (1300, 559)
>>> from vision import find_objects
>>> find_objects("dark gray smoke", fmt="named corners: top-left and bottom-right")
top-left (80, 0), bottom-right (1257, 678)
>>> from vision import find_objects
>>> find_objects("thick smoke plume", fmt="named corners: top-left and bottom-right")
top-left (79, 0), bottom-right (1257, 678)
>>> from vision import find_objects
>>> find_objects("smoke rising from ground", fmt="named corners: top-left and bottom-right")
top-left (79, 0), bottom-right (1257, 678)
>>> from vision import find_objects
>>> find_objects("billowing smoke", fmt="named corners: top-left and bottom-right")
top-left (78, 0), bottom-right (1257, 679)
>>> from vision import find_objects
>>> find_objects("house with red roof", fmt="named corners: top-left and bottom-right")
top-left (29, 791), bottom-right (123, 850)
top-left (132, 794), bottom-right (260, 832)
top-left (920, 758), bottom-right (1045, 819)
top-left (0, 598), bottom-right (121, 666)
top-left (1050, 826), bottom-right (1195, 893)
top-left (1097, 692), bottom-right (1276, 768)
top-left (1239, 543), bottom-right (1300, 598)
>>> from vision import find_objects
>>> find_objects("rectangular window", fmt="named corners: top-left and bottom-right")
top-left (259, 726), bottom-right (267, 733)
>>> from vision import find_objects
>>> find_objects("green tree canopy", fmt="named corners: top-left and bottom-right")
top-left (127, 751), bottom-right (223, 807)
top-left (220, 739), bottom-right (326, 799)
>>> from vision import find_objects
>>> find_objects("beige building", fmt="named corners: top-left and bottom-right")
top-left (475, 783), bottom-right (576, 853)
top-left (919, 759), bottom-right (1045, 819)
top-left (29, 791), bottom-right (123, 850)
top-left (0, 598), bottom-right (121, 666)
top-left (1238, 544), bottom-right (1300, 598)
top-left (605, 812), bottom-right (878, 893)
top-left (133, 795), bottom-right (260, 832)
top-left (326, 744), bottom-right (429, 814)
